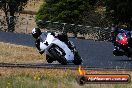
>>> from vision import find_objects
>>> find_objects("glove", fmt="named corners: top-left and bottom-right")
top-left (51, 32), bottom-right (59, 37)
top-left (54, 32), bottom-right (59, 37)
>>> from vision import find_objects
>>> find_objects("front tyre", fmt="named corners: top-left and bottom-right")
top-left (49, 44), bottom-right (67, 65)
top-left (46, 58), bottom-right (53, 63)
top-left (113, 49), bottom-right (124, 56)
top-left (46, 54), bottom-right (54, 63)
top-left (127, 48), bottom-right (132, 58)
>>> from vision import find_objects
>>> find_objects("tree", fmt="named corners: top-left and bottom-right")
top-left (36, 0), bottom-right (92, 25)
top-left (104, 0), bottom-right (132, 27)
top-left (0, 0), bottom-right (28, 32)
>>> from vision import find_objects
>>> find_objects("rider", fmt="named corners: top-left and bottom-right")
top-left (111, 24), bottom-right (132, 55)
top-left (32, 27), bottom-right (73, 55)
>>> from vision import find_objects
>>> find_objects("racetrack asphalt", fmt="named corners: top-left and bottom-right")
top-left (0, 31), bottom-right (131, 69)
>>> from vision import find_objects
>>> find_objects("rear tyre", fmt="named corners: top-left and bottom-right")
top-left (73, 52), bottom-right (82, 65)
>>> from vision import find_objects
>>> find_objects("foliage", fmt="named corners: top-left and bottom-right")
top-left (104, 0), bottom-right (132, 27)
top-left (36, 0), bottom-right (92, 24)
top-left (82, 10), bottom-right (111, 28)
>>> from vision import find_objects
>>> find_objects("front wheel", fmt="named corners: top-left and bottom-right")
top-left (46, 58), bottom-right (53, 63)
top-left (127, 48), bottom-right (132, 58)
top-left (46, 54), bottom-right (54, 63)
top-left (113, 49), bottom-right (124, 56)
top-left (49, 44), bottom-right (67, 65)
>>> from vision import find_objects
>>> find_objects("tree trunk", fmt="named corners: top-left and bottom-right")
top-left (3, 3), bottom-right (8, 32)
top-left (7, 16), bottom-right (15, 32)
top-left (7, 5), bottom-right (15, 32)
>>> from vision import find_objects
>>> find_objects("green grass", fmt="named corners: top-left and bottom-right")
top-left (0, 68), bottom-right (78, 88)
top-left (0, 68), bottom-right (132, 88)
top-left (0, 74), bottom-right (132, 88)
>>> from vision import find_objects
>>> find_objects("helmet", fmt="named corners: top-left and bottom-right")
top-left (32, 28), bottom-right (42, 39)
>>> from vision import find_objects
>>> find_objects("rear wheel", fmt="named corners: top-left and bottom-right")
top-left (73, 52), bottom-right (82, 65)
top-left (49, 44), bottom-right (67, 65)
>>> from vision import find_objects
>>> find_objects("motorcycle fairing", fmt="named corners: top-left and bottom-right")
top-left (51, 38), bottom-right (74, 61)
top-left (39, 33), bottom-right (74, 61)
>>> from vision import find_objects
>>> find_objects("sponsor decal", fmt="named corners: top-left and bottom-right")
top-left (77, 66), bottom-right (131, 85)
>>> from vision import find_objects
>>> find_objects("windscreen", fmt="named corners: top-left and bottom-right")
top-left (40, 32), bottom-right (48, 42)
top-left (116, 33), bottom-right (125, 41)
top-left (116, 33), bottom-right (128, 45)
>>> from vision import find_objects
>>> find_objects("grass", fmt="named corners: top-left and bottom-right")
top-left (0, 68), bottom-right (78, 88)
top-left (0, 42), bottom-right (132, 88)
top-left (0, 68), bottom-right (132, 88)
top-left (0, 42), bottom-right (44, 63)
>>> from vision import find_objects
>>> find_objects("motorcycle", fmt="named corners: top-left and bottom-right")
top-left (113, 30), bottom-right (132, 58)
top-left (39, 32), bottom-right (82, 65)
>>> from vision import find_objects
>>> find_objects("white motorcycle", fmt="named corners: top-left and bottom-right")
top-left (39, 32), bottom-right (82, 65)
